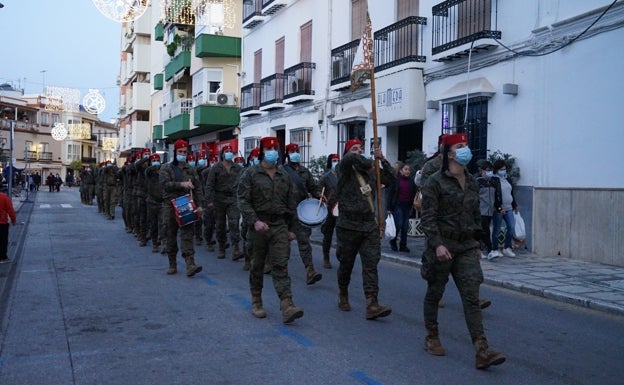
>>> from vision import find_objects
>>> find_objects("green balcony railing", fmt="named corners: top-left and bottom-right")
top-left (195, 34), bottom-right (241, 58)
top-left (165, 51), bottom-right (191, 81)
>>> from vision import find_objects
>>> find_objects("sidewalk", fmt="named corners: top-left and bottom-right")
top-left (309, 227), bottom-right (624, 317)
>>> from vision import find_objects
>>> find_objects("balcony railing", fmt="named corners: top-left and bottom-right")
top-left (260, 74), bottom-right (286, 107)
top-left (24, 151), bottom-right (37, 160)
top-left (330, 40), bottom-right (360, 86)
top-left (81, 157), bottom-right (97, 164)
top-left (374, 16), bottom-right (427, 72)
top-left (243, 0), bottom-right (266, 28)
top-left (38, 152), bottom-right (53, 162)
top-left (170, 98), bottom-right (193, 118)
top-left (432, 0), bottom-right (501, 56)
top-left (283, 62), bottom-right (315, 99)
top-left (241, 83), bottom-right (262, 112)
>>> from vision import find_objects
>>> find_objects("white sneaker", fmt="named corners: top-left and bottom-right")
top-left (502, 248), bottom-right (516, 257)
top-left (481, 252), bottom-right (488, 259)
top-left (487, 251), bottom-right (501, 260)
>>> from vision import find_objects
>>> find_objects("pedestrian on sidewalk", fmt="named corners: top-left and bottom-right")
top-left (420, 133), bottom-right (505, 370)
top-left (491, 159), bottom-right (517, 257)
top-left (476, 161), bottom-right (501, 260)
top-left (386, 161), bottom-right (417, 253)
top-left (335, 139), bottom-right (395, 320)
top-left (0, 185), bottom-right (17, 264)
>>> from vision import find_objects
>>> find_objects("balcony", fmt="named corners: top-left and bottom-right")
top-left (153, 124), bottom-right (163, 140)
top-left (262, 0), bottom-right (291, 15)
top-left (193, 104), bottom-right (240, 136)
top-left (163, 99), bottom-right (192, 139)
top-left (431, 0), bottom-right (501, 62)
top-left (81, 157), bottom-right (97, 164)
top-left (195, 34), bottom-right (241, 58)
top-left (155, 23), bottom-right (164, 41)
top-left (283, 62), bottom-right (315, 104)
top-left (38, 152), bottom-right (53, 162)
top-left (154, 73), bottom-right (164, 90)
top-left (330, 40), bottom-right (360, 90)
top-left (243, 0), bottom-right (266, 29)
top-left (24, 150), bottom-right (37, 160)
top-left (240, 83), bottom-right (263, 117)
top-left (375, 16), bottom-right (427, 73)
top-left (165, 51), bottom-right (191, 81)
top-left (259, 74), bottom-right (286, 111)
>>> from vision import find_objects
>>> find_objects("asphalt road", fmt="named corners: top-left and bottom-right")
top-left (0, 189), bottom-right (623, 385)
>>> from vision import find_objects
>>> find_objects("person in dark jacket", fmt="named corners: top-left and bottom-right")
top-left (386, 162), bottom-right (417, 252)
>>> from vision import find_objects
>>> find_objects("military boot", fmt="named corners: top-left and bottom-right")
top-left (206, 240), bottom-right (215, 252)
top-left (151, 242), bottom-right (160, 253)
top-left (184, 254), bottom-right (203, 277)
top-left (280, 295), bottom-right (304, 324)
top-left (338, 287), bottom-right (351, 311)
top-left (474, 336), bottom-right (506, 370)
top-left (167, 255), bottom-right (177, 275)
top-left (251, 295), bottom-right (267, 318)
top-left (242, 254), bottom-right (251, 271)
top-left (217, 243), bottom-right (226, 259)
top-left (322, 250), bottom-right (332, 269)
top-left (232, 243), bottom-right (243, 261)
top-left (365, 293), bottom-right (392, 320)
top-left (424, 324), bottom-right (446, 356)
top-left (305, 264), bottom-right (322, 285)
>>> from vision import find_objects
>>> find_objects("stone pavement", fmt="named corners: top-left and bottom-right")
top-left (309, 226), bottom-right (624, 317)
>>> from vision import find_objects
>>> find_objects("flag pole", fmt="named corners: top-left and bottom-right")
top-left (369, 68), bottom-right (384, 238)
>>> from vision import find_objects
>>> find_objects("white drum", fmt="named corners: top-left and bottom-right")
top-left (297, 198), bottom-right (328, 227)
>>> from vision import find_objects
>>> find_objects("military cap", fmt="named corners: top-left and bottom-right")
top-left (443, 133), bottom-right (468, 147)
top-left (174, 139), bottom-right (188, 149)
top-left (344, 138), bottom-right (363, 154)
top-left (285, 143), bottom-right (299, 153)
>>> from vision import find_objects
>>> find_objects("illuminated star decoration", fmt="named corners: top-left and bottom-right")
top-left (83, 89), bottom-right (106, 115)
top-left (92, 0), bottom-right (149, 22)
top-left (51, 123), bottom-right (68, 141)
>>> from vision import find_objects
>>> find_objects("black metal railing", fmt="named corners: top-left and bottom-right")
top-left (431, 0), bottom-right (500, 55)
top-left (38, 152), bottom-right (53, 162)
top-left (243, 0), bottom-right (263, 23)
top-left (283, 62), bottom-right (315, 99)
top-left (25, 151), bottom-right (37, 160)
top-left (330, 39), bottom-right (360, 86)
top-left (260, 74), bottom-right (286, 107)
top-left (81, 157), bottom-right (97, 164)
top-left (374, 16), bottom-right (427, 72)
top-left (241, 83), bottom-right (262, 112)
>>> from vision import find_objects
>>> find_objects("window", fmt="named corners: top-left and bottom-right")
top-left (338, 121), bottom-right (365, 155)
top-left (67, 143), bottom-right (81, 162)
top-left (192, 68), bottom-right (224, 104)
top-left (351, 0), bottom-right (368, 40)
top-left (52, 114), bottom-right (60, 125)
top-left (289, 128), bottom-right (312, 167)
top-left (244, 136), bottom-right (261, 161)
top-left (442, 96), bottom-right (489, 173)
top-left (41, 112), bottom-right (50, 126)
top-left (25, 141), bottom-right (33, 151)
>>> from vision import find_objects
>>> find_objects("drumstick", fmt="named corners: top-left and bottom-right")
top-left (316, 187), bottom-right (325, 215)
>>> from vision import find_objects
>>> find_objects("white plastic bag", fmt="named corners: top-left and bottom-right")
top-left (513, 211), bottom-right (526, 240)
top-left (384, 214), bottom-right (396, 239)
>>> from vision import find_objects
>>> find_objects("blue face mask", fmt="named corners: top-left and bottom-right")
top-left (498, 170), bottom-right (507, 178)
top-left (237, 162), bottom-right (244, 168)
top-left (252, 158), bottom-right (259, 166)
top-left (454, 147), bottom-right (473, 165)
top-left (188, 161), bottom-right (196, 167)
top-left (198, 159), bottom-right (207, 167)
top-left (289, 153), bottom-right (301, 163)
top-left (264, 150), bottom-right (279, 164)
top-left (332, 161), bottom-right (339, 170)
top-left (176, 155), bottom-right (186, 163)
top-left (485, 171), bottom-right (493, 178)
top-left (224, 152), bottom-right (234, 161)
top-left (152, 161), bottom-right (161, 167)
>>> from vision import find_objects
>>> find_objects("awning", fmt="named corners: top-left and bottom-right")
top-left (332, 105), bottom-right (369, 124)
top-left (437, 77), bottom-right (496, 103)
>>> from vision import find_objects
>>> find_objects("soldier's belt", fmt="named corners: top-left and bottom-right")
top-left (257, 213), bottom-right (288, 224)
top-left (440, 230), bottom-right (473, 242)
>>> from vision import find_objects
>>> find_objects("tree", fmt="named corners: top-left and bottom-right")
top-left (308, 155), bottom-right (328, 181)
top-left (485, 150), bottom-right (521, 185)
top-left (68, 159), bottom-right (84, 173)
top-left (405, 149), bottom-right (427, 174)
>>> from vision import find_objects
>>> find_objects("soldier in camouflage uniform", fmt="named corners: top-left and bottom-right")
top-left (283, 143), bottom-right (323, 284)
top-left (240, 147), bottom-right (260, 271)
top-left (120, 156), bottom-right (135, 233)
top-left (318, 154), bottom-right (340, 269)
top-left (80, 166), bottom-right (95, 205)
top-left (420, 133), bottom-right (505, 370)
top-left (201, 155), bottom-right (219, 251)
top-left (134, 149), bottom-right (151, 246)
top-left (159, 139), bottom-right (203, 277)
top-left (193, 151), bottom-right (209, 246)
top-left (205, 145), bottom-right (243, 260)
top-left (237, 137), bottom-right (303, 324)
top-left (145, 153), bottom-right (163, 253)
top-left (102, 161), bottom-right (119, 220)
top-left (95, 163), bottom-right (105, 214)
top-left (335, 139), bottom-right (394, 320)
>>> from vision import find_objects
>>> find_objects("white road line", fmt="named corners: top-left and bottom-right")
top-left (40, 204), bottom-right (51, 209)
top-left (60, 204), bottom-right (72, 208)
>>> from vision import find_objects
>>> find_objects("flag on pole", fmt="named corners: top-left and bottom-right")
top-left (350, 12), bottom-right (373, 92)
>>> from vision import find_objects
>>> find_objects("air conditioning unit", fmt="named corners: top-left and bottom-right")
top-left (216, 93), bottom-right (236, 106)
top-left (176, 90), bottom-right (187, 99)
top-left (207, 93), bottom-right (218, 104)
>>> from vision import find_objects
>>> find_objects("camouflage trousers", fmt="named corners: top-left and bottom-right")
top-left (203, 206), bottom-right (216, 243)
top-left (135, 195), bottom-right (148, 239)
top-left (103, 185), bottom-right (118, 218)
top-left (248, 222), bottom-right (292, 299)
top-left (122, 190), bottom-right (134, 230)
top-left (421, 246), bottom-right (485, 340)
top-left (162, 204), bottom-right (195, 258)
top-left (215, 200), bottom-right (241, 246)
top-left (293, 221), bottom-right (313, 267)
top-left (335, 226), bottom-right (381, 294)
top-left (320, 214), bottom-right (337, 255)
top-left (146, 199), bottom-right (163, 247)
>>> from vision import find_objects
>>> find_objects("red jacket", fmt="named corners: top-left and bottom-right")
top-left (0, 192), bottom-right (16, 225)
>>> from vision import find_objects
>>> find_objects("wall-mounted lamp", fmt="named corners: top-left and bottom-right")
top-left (426, 100), bottom-right (439, 110)
top-left (503, 83), bottom-right (519, 95)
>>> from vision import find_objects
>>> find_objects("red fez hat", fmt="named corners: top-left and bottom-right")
top-left (443, 133), bottom-right (468, 147)
top-left (149, 153), bottom-right (161, 162)
top-left (142, 148), bottom-right (151, 154)
top-left (135, 152), bottom-right (141, 159)
top-left (234, 156), bottom-right (244, 163)
top-left (329, 153), bottom-right (340, 161)
top-left (198, 150), bottom-right (207, 159)
top-left (187, 154), bottom-right (196, 161)
top-left (209, 155), bottom-right (218, 163)
top-left (285, 143), bottom-right (299, 152)
top-left (344, 138), bottom-right (363, 154)
top-left (221, 144), bottom-right (233, 153)
top-left (260, 137), bottom-right (279, 149)
top-left (250, 148), bottom-right (260, 157)
top-left (174, 139), bottom-right (188, 149)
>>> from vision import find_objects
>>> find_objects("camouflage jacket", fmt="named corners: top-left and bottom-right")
top-left (283, 163), bottom-right (321, 204)
top-left (318, 170), bottom-right (339, 214)
top-left (420, 169), bottom-right (481, 251)
top-left (419, 155), bottom-right (442, 188)
top-left (103, 166), bottom-right (119, 187)
top-left (205, 161), bottom-right (242, 205)
top-left (159, 161), bottom-right (204, 205)
top-left (145, 165), bottom-right (162, 203)
top-left (336, 153), bottom-right (396, 232)
top-left (133, 157), bottom-right (149, 197)
top-left (237, 164), bottom-right (298, 232)
top-left (80, 171), bottom-right (95, 186)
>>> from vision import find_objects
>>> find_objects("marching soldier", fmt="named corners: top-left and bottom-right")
top-left (80, 166), bottom-right (96, 205)
top-left (201, 154), bottom-right (219, 251)
top-left (135, 149), bottom-right (151, 246)
top-left (318, 154), bottom-right (340, 269)
top-left (145, 153), bottom-right (163, 253)
top-left (194, 150), bottom-right (209, 246)
top-left (102, 161), bottom-right (119, 220)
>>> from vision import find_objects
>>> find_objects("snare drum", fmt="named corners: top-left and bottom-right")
top-left (297, 198), bottom-right (328, 227)
top-left (171, 194), bottom-right (199, 227)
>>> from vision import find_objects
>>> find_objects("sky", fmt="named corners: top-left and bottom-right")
top-left (0, 0), bottom-right (121, 123)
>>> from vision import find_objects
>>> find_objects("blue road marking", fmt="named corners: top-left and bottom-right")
top-left (349, 370), bottom-right (385, 385)
top-left (229, 293), bottom-right (251, 310)
top-left (197, 275), bottom-right (218, 286)
top-left (274, 324), bottom-right (315, 347)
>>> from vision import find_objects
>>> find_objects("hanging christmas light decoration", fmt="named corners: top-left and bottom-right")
top-left (45, 86), bottom-right (81, 112)
top-left (83, 89), bottom-right (107, 115)
top-left (161, 0), bottom-right (195, 25)
top-left (102, 137), bottom-right (120, 152)
top-left (51, 123), bottom-right (68, 141)
top-left (68, 123), bottom-right (92, 140)
top-left (92, 0), bottom-right (149, 22)
top-left (193, 0), bottom-right (235, 29)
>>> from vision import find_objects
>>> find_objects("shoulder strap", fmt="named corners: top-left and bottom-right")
top-left (283, 164), bottom-right (307, 198)
top-left (170, 163), bottom-right (184, 182)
